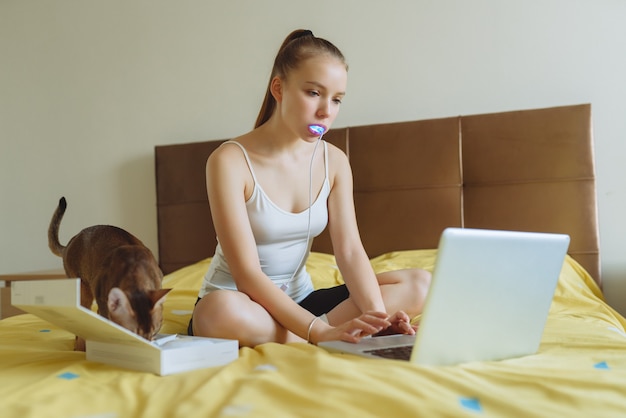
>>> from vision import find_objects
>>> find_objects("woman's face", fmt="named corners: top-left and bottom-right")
top-left (274, 55), bottom-right (347, 141)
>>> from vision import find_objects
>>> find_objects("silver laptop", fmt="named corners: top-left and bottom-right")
top-left (318, 227), bottom-right (570, 366)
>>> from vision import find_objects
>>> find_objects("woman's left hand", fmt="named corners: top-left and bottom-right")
top-left (374, 311), bottom-right (417, 336)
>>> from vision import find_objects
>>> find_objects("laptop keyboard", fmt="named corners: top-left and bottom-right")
top-left (364, 345), bottom-right (414, 361)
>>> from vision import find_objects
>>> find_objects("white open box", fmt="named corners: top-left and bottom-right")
top-left (12, 278), bottom-right (238, 375)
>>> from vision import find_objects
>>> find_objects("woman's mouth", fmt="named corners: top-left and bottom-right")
top-left (308, 124), bottom-right (326, 136)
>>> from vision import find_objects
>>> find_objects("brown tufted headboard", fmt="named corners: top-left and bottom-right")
top-left (155, 104), bottom-right (600, 284)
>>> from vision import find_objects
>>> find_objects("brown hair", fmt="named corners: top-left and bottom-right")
top-left (254, 29), bottom-right (348, 129)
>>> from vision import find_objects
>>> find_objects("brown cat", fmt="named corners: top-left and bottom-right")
top-left (48, 197), bottom-right (171, 351)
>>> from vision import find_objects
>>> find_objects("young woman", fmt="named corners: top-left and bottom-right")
top-left (190, 29), bottom-right (431, 346)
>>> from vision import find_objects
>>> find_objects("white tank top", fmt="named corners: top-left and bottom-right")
top-left (198, 140), bottom-right (330, 302)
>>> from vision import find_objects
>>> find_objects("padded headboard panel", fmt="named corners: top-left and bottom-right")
top-left (155, 104), bottom-right (600, 284)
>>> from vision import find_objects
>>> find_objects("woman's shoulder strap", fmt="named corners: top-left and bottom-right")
top-left (221, 140), bottom-right (257, 183)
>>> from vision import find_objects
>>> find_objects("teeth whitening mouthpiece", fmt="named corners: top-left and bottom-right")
top-left (308, 125), bottom-right (326, 136)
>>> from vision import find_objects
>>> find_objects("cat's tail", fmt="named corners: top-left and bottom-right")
top-left (48, 197), bottom-right (68, 257)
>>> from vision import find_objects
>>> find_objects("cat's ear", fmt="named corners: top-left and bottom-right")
top-left (107, 287), bottom-right (132, 317)
top-left (150, 288), bottom-right (172, 308)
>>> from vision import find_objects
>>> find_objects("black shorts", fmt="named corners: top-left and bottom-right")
top-left (298, 284), bottom-right (349, 316)
top-left (186, 285), bottom-right (349, 336)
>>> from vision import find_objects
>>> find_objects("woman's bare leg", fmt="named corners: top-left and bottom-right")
top-left (192, 268), bottom-right (430, 345)
top-left (326, 268), bottom-right (431, 326)
top-left (192, 289), bottom-right (304, 347)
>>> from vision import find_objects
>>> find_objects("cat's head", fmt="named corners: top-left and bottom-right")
top-left (99, 245), bottom-right (172, 339)
top-left (107, 287), bottom-right (172, 340)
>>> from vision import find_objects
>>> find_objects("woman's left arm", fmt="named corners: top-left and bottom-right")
top-left (326, 146), bottom-right (386, 313)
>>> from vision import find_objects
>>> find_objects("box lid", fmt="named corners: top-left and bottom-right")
top-left (12, 278), bottom-right (156, 349)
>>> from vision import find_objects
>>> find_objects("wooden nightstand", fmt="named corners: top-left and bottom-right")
top-left (0, 269), bottom-right (67, 319)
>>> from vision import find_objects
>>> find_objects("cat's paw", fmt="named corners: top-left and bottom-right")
top-left (74, 336), bottom-right (86, 352)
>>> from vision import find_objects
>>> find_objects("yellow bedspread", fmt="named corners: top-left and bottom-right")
top-left (2, 251), bottom-right (626, 417)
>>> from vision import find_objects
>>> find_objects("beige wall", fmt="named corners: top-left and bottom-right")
top-left (2, 0), bottom-right (625, 313)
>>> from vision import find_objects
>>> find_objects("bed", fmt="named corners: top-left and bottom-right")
top-left (3, 103), bottom-right (626, 417)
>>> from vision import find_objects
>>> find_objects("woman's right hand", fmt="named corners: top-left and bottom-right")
top-left (312, 311), bottom-right (391, 344)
